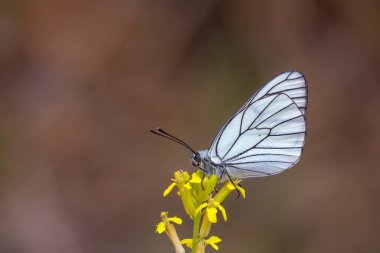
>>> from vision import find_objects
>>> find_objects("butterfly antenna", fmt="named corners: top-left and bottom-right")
top-left (156, 127), bottom-right (197, 153)
top-left (150, 127), bottom-right (196, 154)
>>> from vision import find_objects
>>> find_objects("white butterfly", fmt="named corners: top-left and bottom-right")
top-left (152, 71), bottom-right (307, 182)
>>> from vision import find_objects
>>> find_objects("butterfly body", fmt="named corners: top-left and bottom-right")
top-left (191, 150), bottom-right (228, 181)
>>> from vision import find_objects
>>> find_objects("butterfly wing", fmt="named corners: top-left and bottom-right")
top-left (208, 71), bottom-right (307, 178)
top-left (241, 71), bottom-right (307, 116)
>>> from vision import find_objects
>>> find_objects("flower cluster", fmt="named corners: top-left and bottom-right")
top-left (156, 170), bottom-right (245, 253)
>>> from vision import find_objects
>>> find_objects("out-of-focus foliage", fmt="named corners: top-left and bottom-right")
top-left (0, 1), bottom-right (379, 253)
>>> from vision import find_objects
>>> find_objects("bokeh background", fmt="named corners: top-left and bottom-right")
top-left (1, 1), bottom-right (380, 253)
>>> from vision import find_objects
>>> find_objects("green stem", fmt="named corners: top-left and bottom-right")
top-left (191, 213), bottom-right (201, 253)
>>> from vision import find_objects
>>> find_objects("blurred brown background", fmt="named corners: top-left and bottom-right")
top-left (0, 1), bottom-right (379, 253)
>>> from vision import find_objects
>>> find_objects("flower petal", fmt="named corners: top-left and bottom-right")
top-left (226, 181), bottom-right (235, 190)
top-left (163, 183), bottom-right (177, 197)
top-left (236, 185), bottom-right (246, 198)
top-left (207, 235), bottom-right (222, 244)
top-left (206, 207), bottom-right (218, 223)
top-left (189, 173), bottom-right (202, 184)
top-left (210, 243), bottom-right (219, 251)
top-left (226, 181), bottom-right (246, 198)
top-left (180, 239), bottom-right (193, 249)
top-left (168, 216), bottom-right (182, 225)
top-left (195, 203), bottom-right (207, 216)
top-left (183, 171), bottom-right (191, 180)
top-left (217, 205), bottom-right (227, 222)
top-left (156, 222), bottom-right (166, 234)
top-left (206, 236), bottom-right (222, 250)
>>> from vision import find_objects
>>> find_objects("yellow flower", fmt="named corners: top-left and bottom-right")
top-left (159, 170), bottom-right (246, 252)
top-left (181, 236), bottom-right (222, 251)
top-left (197, 197), bottom-right (227, 238)
top-left (213, 179), bottom-right (246, 204)
top-left (197, 174), bottom-right (219, 202)
top-left (156, 212), bottom-right (185, 253)
top-left (163, 171), bottom-right (197, 217)
top-left (195, 198), bottom-right (227, 224)
top-left (205, 236), bottom-right (222, 250)
top-left (180, 238), bottom-right (193, 249)
top-left (155, 212), bottom-right (182, 234)
top-left (163, 170), bottom-right (220, 219)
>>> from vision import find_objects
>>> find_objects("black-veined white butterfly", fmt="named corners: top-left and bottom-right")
top-left (152, 71), bottom-right (307, 182)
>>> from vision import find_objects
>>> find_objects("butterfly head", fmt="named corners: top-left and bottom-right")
top-left (191, 152), bottom-right (201, 167)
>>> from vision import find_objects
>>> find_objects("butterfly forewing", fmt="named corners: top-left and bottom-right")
top-left (241, 71), bottom-right (307, 116)
top-left (207, 71), bottom-right (307, 178)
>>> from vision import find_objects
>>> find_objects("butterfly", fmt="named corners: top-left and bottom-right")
top-left (151, 71), bottom-right (307, 182)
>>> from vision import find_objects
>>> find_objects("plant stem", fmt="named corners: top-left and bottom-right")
top-left (165, 223), bottom-right (185, 253)
top-left (191, 213), bottom-right (201, 253)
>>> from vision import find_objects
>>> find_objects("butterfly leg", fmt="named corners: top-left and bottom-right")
top-left (194, 168), bottom-right (207, 190)
top-left (201, 173), bottom-right (205, 191)
top-left (223, 168), bottom-right (241, 199)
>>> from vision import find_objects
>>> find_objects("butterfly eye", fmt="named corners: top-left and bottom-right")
top-left (192, 161), bottom-right (200, 167)
top-left (191, 152), bottom-right (201, 167)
